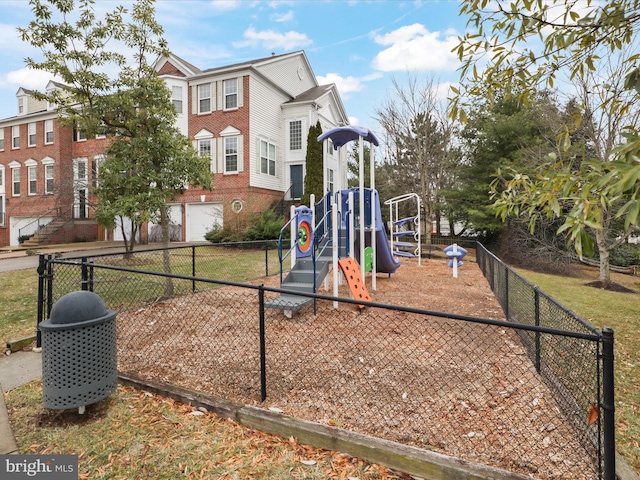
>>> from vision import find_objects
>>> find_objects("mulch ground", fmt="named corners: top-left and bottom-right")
top-left (117, 255), bottom-right (600, 479)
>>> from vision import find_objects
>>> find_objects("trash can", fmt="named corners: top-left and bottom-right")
top-left (39, 291), bottom-right (117, 410)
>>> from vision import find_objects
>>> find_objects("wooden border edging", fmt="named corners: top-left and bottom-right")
top-left (118, 375), bottom-right (530, 480)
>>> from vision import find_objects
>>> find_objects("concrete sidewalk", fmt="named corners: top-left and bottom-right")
top-left (0, 350), bottom-right (43, 454)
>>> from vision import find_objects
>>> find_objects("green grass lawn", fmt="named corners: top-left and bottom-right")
top-left (514, 265), bottom-right (640, 472)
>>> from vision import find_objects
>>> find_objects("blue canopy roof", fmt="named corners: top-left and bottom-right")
top-left (317, 125), bottom-right (380, 150)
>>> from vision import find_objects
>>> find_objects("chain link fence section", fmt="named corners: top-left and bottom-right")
top-left (38, 243), bottom-right (608, 479)
top-left (477, 244), bottom-right (606, 477)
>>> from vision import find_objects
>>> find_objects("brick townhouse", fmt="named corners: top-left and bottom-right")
top-left (0, 50), bottom-right (350, 248)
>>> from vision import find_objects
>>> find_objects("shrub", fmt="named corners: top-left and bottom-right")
top-left (204, 224), bottom-right (243, 244)
top-left (242, 210), bottom-right (285, 241)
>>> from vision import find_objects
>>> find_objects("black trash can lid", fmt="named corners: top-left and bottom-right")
top-left (39, 290), bottom-right (116, 331)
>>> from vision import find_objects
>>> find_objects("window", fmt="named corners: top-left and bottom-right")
top-left (326, 139), bottom-right (334, 154)
top-left (44, 120), bottom-right (54, 144)
top-left (45, 164), bottom-right (54, 194)
top-left (0, 167), bottom-right (3, 189)
top-left (76, 128), bottom-right (86, 141)
top-left (90, 155), bottom-right (104, 188)
top-left (327, 168), bottom-right (334, 194)
top-left (260, 139), bottom-right (276, 176)
top-left (12, 126), bottom-right (19, 149)
top-left (28, 165), bottom-right (37, 195)
top-left (28, 123), bottom-right (36, 147)
top-left (12, 166), bottom-right (20, 196)
top-left (198, 139), bottom-right (212, 158)
top-left (198, 84), bottom-right (211, 113)
top-left (0, 128), bottom-right (4, 151)
top-left (95, 123), bottom-right (107, 139)
top-left (289, 120), bottom-right (302, 150)
top-left (18, 97), bottom-right (24, 115)
top-left (224, 137), bottom-right (238, 172)
top-left (224, 79), bottom-right (238, 109)
top-left (172, 86), bottom-right (183, 114)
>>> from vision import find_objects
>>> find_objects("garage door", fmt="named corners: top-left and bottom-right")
top-left (113, 216), bottom-right (140, 243)
top-left (148, 204), bottom-right (182, 242)
top-left (186, 203), bottom-right (223, 242)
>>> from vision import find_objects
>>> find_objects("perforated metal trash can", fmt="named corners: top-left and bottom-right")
top-left (39, 291), bottom-right (117, 410)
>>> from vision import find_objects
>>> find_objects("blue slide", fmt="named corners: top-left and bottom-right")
top-left (344, 188), bottom-right (401, 274)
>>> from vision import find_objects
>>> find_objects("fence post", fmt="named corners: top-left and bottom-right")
top-left (534, 288), bottom-right (541, 373)
top-left (265, 241), bottom-right (269, 277)
top-left (46, 255), bottom-right (53, 320)
top-left (89, 261), bottom-right (94, 292)
top-left (504, 265), bottom-right (509, 320)
top-left (192, 245), bottom-right (196, 292)
top-left (259, 285), bottom-right (267, 402)
top-left (36, 254), bottom-right (47, 349)
top-left (81, 257), bottom-right (89, 291)
top-left (601, 327), bottom-right (616, 480)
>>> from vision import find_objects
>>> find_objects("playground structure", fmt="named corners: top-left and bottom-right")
top-left (444, 243), bottom-right (467, 279)
top-left (385, 193), bottom-right (422, 266)
top-left (266, 125), bottom-right (413, 316)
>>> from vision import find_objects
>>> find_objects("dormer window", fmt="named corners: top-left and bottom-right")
top-left (18, 97), bottom-right (25, 115)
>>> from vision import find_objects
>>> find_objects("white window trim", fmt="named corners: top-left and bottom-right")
top-left (76, 128), bottom-right (87, 142)
top-left (28, 123), bottom-right (36, 147)
top-left (44, 119), bottom-right (54, 144)
top-left (0, 128), bottom-right (4, 151)
top-left (171, 85), bottom-right (183, 114)
top-left (12, 126), bottom-right (19, 150)
top-left (223, 78), bottom-right (238, 111)
top-left (218, 126), bottom-right (243, 175)
top-left (258, 138), bottom-right (277, 176)
top-left (0, 165), bottom-right (4, 192)
top-left (194, 129), bottom-right (215, 173)
top-left (27, 166), bottom-right (37, 195)
top-left (289, 120), bottom-right (303, 151)
top-left (9, 161), bottom-right (21, 197)
top-left (42, 157), bottom-right (55, 195)
top-left (197, 83), bottom-right (212, 114)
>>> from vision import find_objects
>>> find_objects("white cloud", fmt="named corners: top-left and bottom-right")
top-left (371, 23), bottom-right (459, 72)
top-left (348, 115), bottom-right (360, 126)
top-left (210, 0), bottom-right (244, 11)
top-left (233, 26), bottom-right (312, 50)
top-left (1, 67), bottom-right (56, 90)
top-left (317, 73), bottom-right (365, 99)
top-left (271, 10), bottom-right (293, 22)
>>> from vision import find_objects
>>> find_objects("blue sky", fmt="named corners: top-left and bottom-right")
top-left (0, 0), bottom-right (467, 129)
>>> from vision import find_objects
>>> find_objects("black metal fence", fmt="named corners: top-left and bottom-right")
top-left (35, 242), bottom-right (614, 480)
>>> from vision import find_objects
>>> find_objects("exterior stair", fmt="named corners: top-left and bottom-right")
top-left (21, 217), bottom-right (69, 247)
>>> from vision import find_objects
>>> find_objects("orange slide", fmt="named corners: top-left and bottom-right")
top-left (338, 258), bottom-right (372, 309)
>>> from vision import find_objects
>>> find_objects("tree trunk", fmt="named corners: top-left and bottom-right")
top-left (594, 229), bottom-right (611, 285)
top-left (160, 202), bottom-right (174, 297)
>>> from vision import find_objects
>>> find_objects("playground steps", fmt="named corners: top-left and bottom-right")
top-left (264, 257), bottom-right (331, 314)
top-left (391, 216), bottom-right (418, 258)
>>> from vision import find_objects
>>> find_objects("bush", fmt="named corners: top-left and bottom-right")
top-left (242, 210), bottom-right (285, 241)
top-left (608, 243), bottom-right (640, 267)
top-left (204, 224), bottom-right (243, 244)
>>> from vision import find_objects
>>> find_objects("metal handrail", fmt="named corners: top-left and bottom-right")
top-left (18, 205), bottom-right (72, 240)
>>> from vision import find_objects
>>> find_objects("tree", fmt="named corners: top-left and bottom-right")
top-left (450, 91), bottom-right (563, 239)
top-left (374, 74), bottom-right (460, 242)
top-left (20, 0), bottom-right (212, 295)
top-left (301, 121), bottom-right (324, 206)
top-left (492, 58), bottom-right (640, 285)
top-left (454, 0), bottom-right (640, 286)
